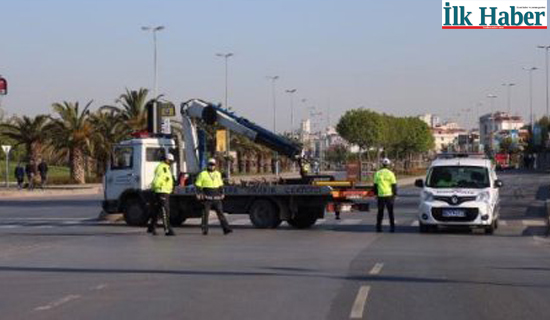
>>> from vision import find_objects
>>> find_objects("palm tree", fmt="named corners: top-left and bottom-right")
top-left (0, 115), bottom-right (50, 164)
top-left (89, 109), bottom-right (128, 177)
top-left (49, 101), bottom-right (93, 184)
top-left (102, 88), bottom-right (152, 134)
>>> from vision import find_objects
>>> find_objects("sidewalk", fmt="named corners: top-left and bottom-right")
top-left (0, 184), bottom-right (102, 198)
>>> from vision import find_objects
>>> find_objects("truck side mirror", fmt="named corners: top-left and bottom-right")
top-left (494, 180), bottom-right (503, 188)
top-left (414, 179), bottom-right (424, 188)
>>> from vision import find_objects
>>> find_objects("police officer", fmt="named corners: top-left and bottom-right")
top-left (374, 158), bottom-right (397, 233)
top-left (195, 158), bottom-right (232, 235)
top-left (147, 153), bottom-right (176, 236)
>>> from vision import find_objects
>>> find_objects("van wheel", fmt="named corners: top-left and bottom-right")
top-left (485, 221), bottom-right (496, 234)
top-left (123, 198), bottom-right (149, 226)
top-left (249, 199), bottom-right (281, 229)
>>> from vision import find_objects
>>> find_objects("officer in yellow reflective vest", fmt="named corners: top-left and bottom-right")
top-left (147, 153), bottom-right (175, 236)
top-left (374, 158), bottom-right (397, 233)
top-left (195, 158), bottom-right (232, 235)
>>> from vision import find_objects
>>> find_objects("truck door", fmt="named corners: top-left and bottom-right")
top-left (105, 146), bottom-right (139, 200)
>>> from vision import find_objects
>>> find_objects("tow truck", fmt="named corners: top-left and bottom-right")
top-left (102, 99), bottom-right (372, 229)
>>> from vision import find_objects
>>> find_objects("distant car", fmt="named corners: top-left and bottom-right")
top-left (495, 153), bottom-right (510, 171)
top-left (414, 155), bottom-right (503, 234)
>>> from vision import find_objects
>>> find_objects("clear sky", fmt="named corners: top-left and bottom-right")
top-left (0, 0), bottom-right (548, 130)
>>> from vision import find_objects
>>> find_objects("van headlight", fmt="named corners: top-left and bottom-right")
top-left (421, 191), bottom-right (434, 202)
top-left (476, 191), bottom-right (490, 202)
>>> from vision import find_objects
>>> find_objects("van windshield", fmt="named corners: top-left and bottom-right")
top-left (426, 166), bottom-right (490, 189)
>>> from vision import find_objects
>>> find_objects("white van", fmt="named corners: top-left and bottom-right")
top-left (414, 155), bottom-right (503, 234)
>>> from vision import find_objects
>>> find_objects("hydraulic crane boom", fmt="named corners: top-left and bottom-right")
top-left (180, 99), bottom-right (303, 174)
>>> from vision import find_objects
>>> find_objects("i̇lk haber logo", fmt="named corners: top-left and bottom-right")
top-left (442, 1), bottom-right (547, 29)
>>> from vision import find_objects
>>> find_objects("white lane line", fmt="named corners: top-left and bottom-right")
top-left (185, 218), bottom-right (201, 225)
top-left (410, 221), bottom-right (419, 227)
top-left (499, 220), bottom-right (508, 226)
top-left (369, 263), bottom-right (384, 275)
top-left (340, 219), bottom-right (363, 225)
top-left (90, 284), bottom-right (108, 291)
top-left (34, 294), bottom-right (81, 311)
top-left (522, 220), bottom-right (547, 227)
top-left (0, 217), bottom-right (89, 221)
top-left (316, 219), bottom-right (328, 225)
top-left (0, 225), bottom-right (19, 229)
top-left (231, 219), bottom-right (250, 226)
top-left (350, 286), bottom-right (371, 319)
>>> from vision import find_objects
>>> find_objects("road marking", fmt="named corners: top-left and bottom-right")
top-left (0, 225), bottom-right (18, 229)
top-left (499, 220), bottom-right (508, 226)
top-left (411, 221), bottom-right (419, 227)
top-left (340, 219), bottom-right (363, 225)
top-left (316, 219), bottom-right (327, 225)
top-left (34, 294), bottom-right (81, 311)
top-left (0, 217), bottom-right (89, 221)
top-left (231, 219), bottom-right (250, 226)
top-left (522, 220), bottom-right (547, 227)
top-left (90, 284), bottom-right (108, 291)
top-left (350, 286), bottom-right (370, 319)
top-left (369, 263), bottom-right (384, 275)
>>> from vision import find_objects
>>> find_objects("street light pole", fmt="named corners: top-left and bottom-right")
top-left (523, 67), bottom-right (538, 129)
top-left (266, 76), bottom-right (279, 177)
top-left (285, 89), bottom-right (297, 132)
top-left (216, 53), bottom-right (234, 178)
top-left (537, 45), bottom-right (550, 119)
top-left (142, 25), bottom-right (165, 134)
top-left (501, 83), bottom-right (516, 114)
top-left (487, 94), bottom-right (498, 155)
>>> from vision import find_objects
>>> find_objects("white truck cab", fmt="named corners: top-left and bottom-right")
top-left (415, 156), bottom-right (503, 234)
top-left (102, 137), bottom-right (176, 223)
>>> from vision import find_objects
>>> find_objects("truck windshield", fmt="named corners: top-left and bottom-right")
top-left (426, 166), bottom-right (490, 189)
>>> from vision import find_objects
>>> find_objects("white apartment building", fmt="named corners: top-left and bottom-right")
top-left (432, 122), bottom-right (467, 152)
top-left (479, 112), bottom-right (524, 152)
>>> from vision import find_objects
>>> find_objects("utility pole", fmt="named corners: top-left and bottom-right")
top-left (523, 67), bottom-right (538, 129)
top-left (537, 45), bottom-right (550, 119)
top-left (285, 89), bottom-right (297, 133)
top-left (142, 25), bottom-right (165, 134)
top-left (487, 94), bottom-right (498, 156)
top-left (216, 52), bottom-right (234, 178)
top-left (267, 76), bottom-right (279, 177)
top-left (501, 83), bottom-right (516, 114)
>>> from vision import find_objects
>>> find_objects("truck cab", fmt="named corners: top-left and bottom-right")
top-left (102, 137), bottom-right (176, 225)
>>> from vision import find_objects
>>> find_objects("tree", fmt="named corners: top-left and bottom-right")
top-left (49, 101), bottom-right (93, 184)
top-left (89, 109), bottom-right (128, 177)
top-left (102, 88), bottom-right (152, 134)
top-left (336, 109), bottom-right (383, 156)
top-left (0, 115), bottom-right (50, 164)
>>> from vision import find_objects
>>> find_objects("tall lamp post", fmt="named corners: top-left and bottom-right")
top-left (142, 25), bottom-right (165, 134)
top-left (501, 83), bottom-right (516, 114)
top-left (266, 76), bottom-right (279, 177)
top-left (537, 45), bottom-right (550, 119)
top-left (523, 67), bottom-right (538, 129)
top-left (285, 89), bottom-right (297, 133)
top-left (487, 94), bottom-right (498, 155)
top-left (216, 52), bottom-right (234, 178)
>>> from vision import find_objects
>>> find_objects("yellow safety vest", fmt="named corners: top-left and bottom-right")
top-left (152, 162), bottom-right (174, 194)
top-left (374, 168), bottom-right (397, 197)
top-left (195, 170), bottom-right (224, 189)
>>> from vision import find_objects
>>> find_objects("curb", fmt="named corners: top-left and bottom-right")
top-left (0, 187), bottom-right (101, 199)
top-left (546, 199), bottom-right (550, 237)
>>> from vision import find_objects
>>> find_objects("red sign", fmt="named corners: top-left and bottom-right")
top-left (0, 77), bottom-right (7, 95)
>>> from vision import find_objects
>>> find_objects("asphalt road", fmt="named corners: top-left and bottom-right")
top-left (0, 170), bottom-right (549, 320)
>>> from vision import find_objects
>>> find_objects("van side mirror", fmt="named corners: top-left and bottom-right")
top-left (494, 180), bottom-right (503, 188)
top-left (414, 179), bottom-right (424, 188)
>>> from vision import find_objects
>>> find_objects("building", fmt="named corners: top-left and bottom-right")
top-left (479, 112), bottom-right (524, 153)
top-left (418, 113), bottom-right (441, 128)
top-left (431, 122), bottom-right (467, 152)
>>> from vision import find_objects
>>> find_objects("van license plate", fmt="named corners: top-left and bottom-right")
top-left (442, 209), bottom-right (466, 218)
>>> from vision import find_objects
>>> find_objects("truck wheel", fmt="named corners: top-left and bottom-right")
top-left (249, 199), bottom-right (281, 229)
top-left (123, 197), bottom-right (149, 226)
top-left (485, 221), bottom-right (496, 235)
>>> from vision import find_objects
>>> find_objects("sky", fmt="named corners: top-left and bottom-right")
top-left (0, 0), bottom-right (548, 131)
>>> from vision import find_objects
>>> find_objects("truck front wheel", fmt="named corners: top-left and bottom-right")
top-left (123, 197), bottom-right (149, 226)
top-left (249, 199), bottom-right (281, 229)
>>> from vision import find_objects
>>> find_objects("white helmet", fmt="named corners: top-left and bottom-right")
top-left (382, 158), bottom-right (391, 166)
top-left (166, 154), bottom-right (175, 162)
top-left (207, 158), bottom-right (216, 165)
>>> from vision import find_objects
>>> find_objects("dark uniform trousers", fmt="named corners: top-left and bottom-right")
top-left (377, 196), bottom-right (395, 228)
top-left (149, 193), bottom-right (172, 232)
top-left (202, 198), bottom-right (230, 232)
